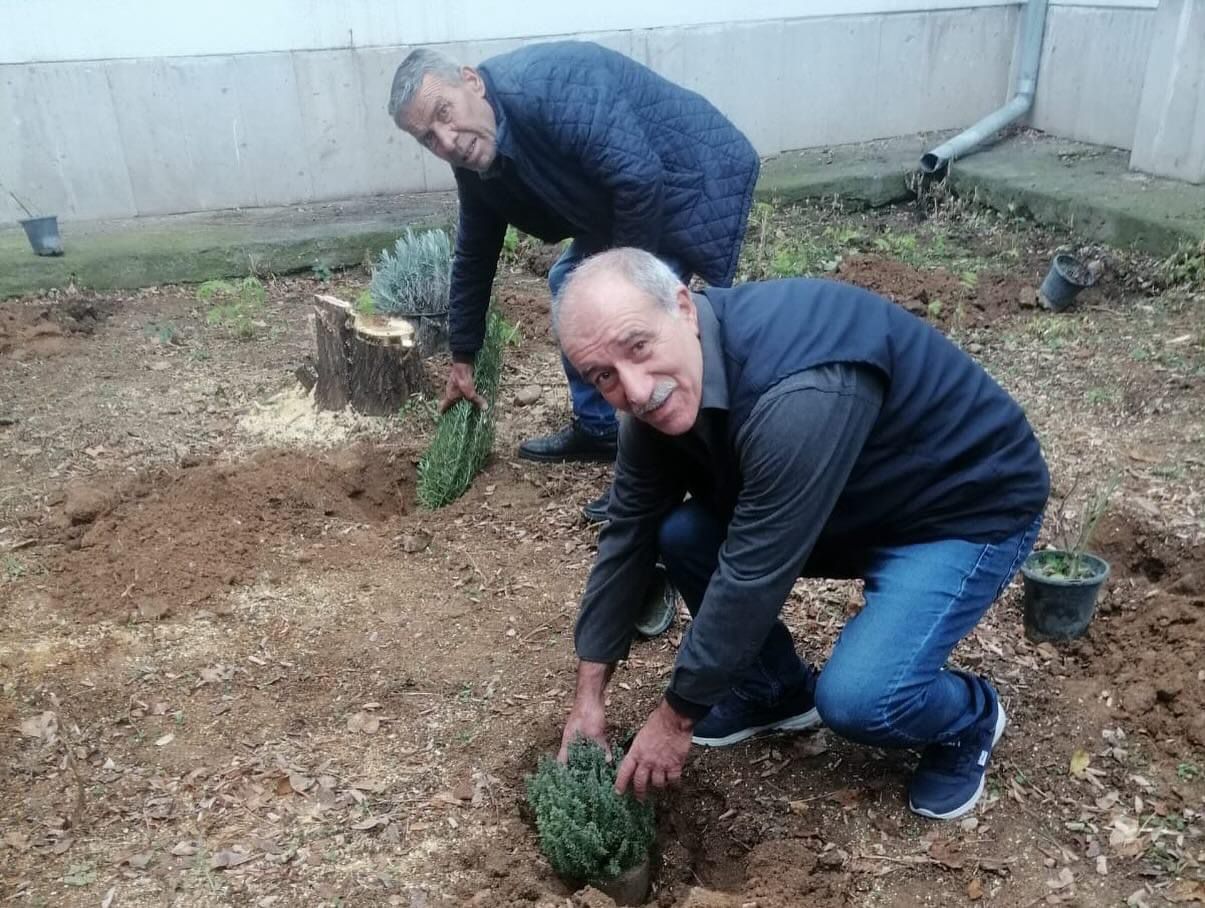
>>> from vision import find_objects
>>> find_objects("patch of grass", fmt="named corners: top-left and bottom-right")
top-left (143, 320), bottom-right (180, 344)
top-left (311, 260), bottom-right (334, 282)
top-left (1177, 762), bottom-right (1200, 781)
top-left (1158, 239), bottom-right (1205, 289)
top-left (1085, 386), bottom-right (1120, 406)
top-left (198, 277), bottom-right (267, 340)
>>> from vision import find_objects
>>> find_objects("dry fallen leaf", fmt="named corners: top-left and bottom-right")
top-left (350, 816), bottom-right (389, 831)
top-left (967, 878), bottom-right (985, 900)
top-left (1069, 748), bottom-right (1091, 778)
top-left (18, 711), bottom-right (59, 743)
top-left (928, 838), bottom-right (964, 870)
top-left (1167, 880), bottom-right (1205, 903)
top-left (827, 788), bottom-right (862, 809)
top-left (288, 772), bottom-right (314, 794)
top-left (101, 886), bottom-right (117, 908)
top-left (209, 849), bottom-right (256, 870)
top-left (170, 842), bottom-right (198, 857)
top-left (347, 711), bottom-right (380, 735)
top-left (154, 733), bottom-right (174, 747)
top-left (1047, 867), bottom-right (1075, 891)
top-left (3, 831), bottom-right (30, 852)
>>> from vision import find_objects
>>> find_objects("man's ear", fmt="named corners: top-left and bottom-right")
top-left (675, 285), bottom-right (699, 334)
top-left (461, 66), bottom-right (485, 97)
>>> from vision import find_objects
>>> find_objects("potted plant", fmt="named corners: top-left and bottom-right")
top-left (1020, 477), bottom-right (1118, 641)
top-left (526, 737), bottom-right (656, 905)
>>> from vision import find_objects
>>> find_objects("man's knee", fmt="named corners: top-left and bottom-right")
top-left (816, 667), bottom-right (931, 745)
top-left (815, 669), bottom-right (876, 739)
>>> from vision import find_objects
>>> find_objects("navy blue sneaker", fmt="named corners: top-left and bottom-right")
top-left (691, 685), bottom-right (821, 747)
top-left (908, 698), bottom-right (1008, 820)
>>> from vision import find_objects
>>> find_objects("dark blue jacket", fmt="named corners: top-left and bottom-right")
top-left (705, 279), bottom-right (1050, 544)
top-left (574, 280), bottom-right (1050, 707)
top-left (448, 41), bottom-right (760, 357)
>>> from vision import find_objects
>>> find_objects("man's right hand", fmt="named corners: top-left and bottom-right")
top-left (558, 695), bottom-right (610, 763)
top-left (440, 361), bottom-right (487, 413)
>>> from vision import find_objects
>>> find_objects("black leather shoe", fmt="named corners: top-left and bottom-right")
top-left (518, 421), bottom-right (617, 463)
top-left (581, 489), bottom-right (611, 524)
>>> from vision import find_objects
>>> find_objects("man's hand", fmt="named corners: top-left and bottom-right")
top-left (558, 696), bottom-right (609, 763)
top-left (440, 362), bottom-right (487, 413)
top-left (615, 699), bottom-right (694, 801)
top-left (559, 661), bottom-right (615, 762)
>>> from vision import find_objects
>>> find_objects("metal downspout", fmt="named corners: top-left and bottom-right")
top-left (919, 0), bottom-right (1050, 177)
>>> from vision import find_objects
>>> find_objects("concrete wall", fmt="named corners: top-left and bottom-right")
top-left (0, 0), bottom-right (1181, 222)
top-left (1129, 0), bottom-right (1205, 184)
top-left (1, 1), bottom-right (1022, 222)
top-left (1027, 3), bottom-right (1158, 150)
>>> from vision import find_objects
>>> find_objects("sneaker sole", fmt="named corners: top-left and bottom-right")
top-left (909, 703), bottom-right (1008, 821)
top-left (692, 707), bottom-right (822, 747)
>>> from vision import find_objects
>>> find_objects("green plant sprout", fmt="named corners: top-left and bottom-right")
top-left (416, 311), bottom-right (514, 508)
top-left (198, 277), bottom-right (266, 340)
top-left (1033, 475), bottom-right (1120, 580)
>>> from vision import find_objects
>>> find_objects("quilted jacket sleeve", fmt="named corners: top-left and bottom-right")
top-left (447, 175), bottom-right (507, 360)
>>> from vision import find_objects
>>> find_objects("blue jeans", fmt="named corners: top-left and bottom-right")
top-left (659, 500), bottom-right (1042, 747)
top-left (548, 238), bottom-right (690, 437)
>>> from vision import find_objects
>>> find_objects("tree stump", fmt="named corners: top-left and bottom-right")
top-left (312, 294), bottom-right (428, 416)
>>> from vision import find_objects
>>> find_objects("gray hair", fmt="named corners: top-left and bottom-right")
top-left (552, 248), bottom-right (684, 341)
top-left (388, 48), bottom-right (463, 124)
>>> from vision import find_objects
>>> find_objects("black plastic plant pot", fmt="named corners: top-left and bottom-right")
top-left (1038, 253), bottom-right (1092, 312)
top-left (592, 855), bottom-right (651, 906)
top-left (20, 216), bottom-right (64, 257)
top-left (634, 562), bottom-right (678, 638)
top-left (1020, 550), bottom-right (1110, 642)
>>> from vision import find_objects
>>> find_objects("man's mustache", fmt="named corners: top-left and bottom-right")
top-left (634, 380), bottom-right (676, 417)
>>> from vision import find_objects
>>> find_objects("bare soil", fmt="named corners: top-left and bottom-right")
top-left (2, 203), bottom-right (1203, 908)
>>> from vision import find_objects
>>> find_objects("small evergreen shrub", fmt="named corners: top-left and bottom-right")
top-left (525, 737), bottom-right (655, 883)
top-left (369, 229), bottom-right (452, 317)
top-left (416, 311), bottom-right (512, 509)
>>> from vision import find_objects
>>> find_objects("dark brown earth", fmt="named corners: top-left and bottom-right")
top-left (2, 201), bottom-right (1202, 907)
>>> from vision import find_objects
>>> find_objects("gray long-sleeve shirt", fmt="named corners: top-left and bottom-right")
top-left (573, 294), bottom-right (884, 716)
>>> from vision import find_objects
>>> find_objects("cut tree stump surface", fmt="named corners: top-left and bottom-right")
top-left (312, 294), bottom-right (427, 416)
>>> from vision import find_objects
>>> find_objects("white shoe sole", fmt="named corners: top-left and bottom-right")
top-left (692, 707), bottom-right (822, 747)
top-left (909, 703), bottom-right (1008, 821)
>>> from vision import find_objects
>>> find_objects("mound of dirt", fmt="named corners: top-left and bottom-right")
top-left (46, 444), bottom-right (414, 619)
top-left (1064, 512), bottom-right (1204, 755)
top-left (837, 255), bottom-right (1030, 328)
top-left (0, 299), bottom-right (113, 359)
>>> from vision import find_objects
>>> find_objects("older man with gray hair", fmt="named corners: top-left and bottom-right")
top-left (554, 248), bottom-right (1049, 821)
top-left (388, 41), bottom-right (760, 522)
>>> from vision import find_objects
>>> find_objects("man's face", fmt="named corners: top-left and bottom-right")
top-left (397, 69), bottom-right (498, 172)
top-left (560, 277), bottom-right (704, 436)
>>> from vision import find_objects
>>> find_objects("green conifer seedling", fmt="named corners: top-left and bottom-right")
top-left (416, 311), bottom-right (512, 509)
top-left (525, 737), bottom-right (655, 884)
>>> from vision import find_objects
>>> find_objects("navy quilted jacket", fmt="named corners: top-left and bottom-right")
top-left (447, 41), bottom-right (760, 357)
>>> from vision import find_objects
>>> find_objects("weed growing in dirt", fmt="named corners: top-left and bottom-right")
top-left (354, 288), bottom-right (376, 317)
top-left (526, 737), bottom-right (655, 884)
top-left (311, 260), bottom-right (334, 282)
top-left (1158, 240), bottom-right (1205, 289)
top-left (198, 277), bottom-right (267, 340)
top-left (1178, 762), bottom-right (1200, 781)
top-left (3, 554), bottom-right (27, 580)
top-left (417, 312), bottom-right (514, 508)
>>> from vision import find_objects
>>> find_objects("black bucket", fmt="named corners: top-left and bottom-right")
top-left (1038, 253), bottom-right (1092, 312)
top-left (634, 562), bottom-right (678, 638)
top-left (20, 216), bottom-right (63, 256)
top-left (1020, 550), bottom-right (1110, 642)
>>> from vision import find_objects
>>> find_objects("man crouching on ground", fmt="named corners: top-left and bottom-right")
top-left (554, 248), bottom-right (1049, 820)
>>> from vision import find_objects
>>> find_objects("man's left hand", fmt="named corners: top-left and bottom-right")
top-left (614, 699), bottom-right (694, 801)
